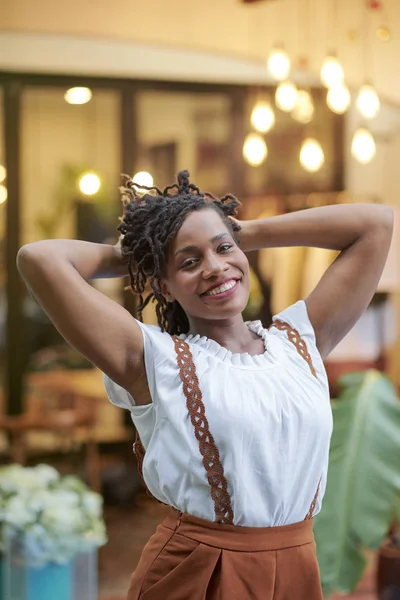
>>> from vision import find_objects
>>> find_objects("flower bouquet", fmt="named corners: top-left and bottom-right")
top-left (0, 464), bottom-right (107, 600)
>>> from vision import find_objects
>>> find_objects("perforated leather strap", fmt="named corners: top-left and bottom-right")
top-left (270, 320), bottom-right (317, 378)
top-left (173, 336), bottom-right (234, 525)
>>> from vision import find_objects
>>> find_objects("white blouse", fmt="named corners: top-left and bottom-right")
top-left (103, 300), bottom-right (333, 527)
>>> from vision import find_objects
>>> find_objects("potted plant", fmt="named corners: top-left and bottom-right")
top-left (313, 371), bottom-right (400, 597)
top-left (0, 464), bottom-right (107, 600)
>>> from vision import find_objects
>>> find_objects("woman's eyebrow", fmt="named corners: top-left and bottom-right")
top-left (174, 233), bottom-right (229, 257)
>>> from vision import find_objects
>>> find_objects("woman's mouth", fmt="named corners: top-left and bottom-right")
top-left (201, 279), bottom-right (240, 300)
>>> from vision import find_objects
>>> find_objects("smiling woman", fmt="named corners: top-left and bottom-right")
top-left (17, 169), bottom-right (392, 600)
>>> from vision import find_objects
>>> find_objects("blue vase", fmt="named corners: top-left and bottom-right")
top-left (27, 561), bottom-right (73, 600)
top-left (0, 558), bottom-right (73, 600)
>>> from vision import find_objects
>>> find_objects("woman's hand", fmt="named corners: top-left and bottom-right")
top-left (229, 217), bottom-right (258, 253)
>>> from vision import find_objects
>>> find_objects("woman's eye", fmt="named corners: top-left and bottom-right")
top-left (218, 243), bottom-right (233, 252)
top-left (181, 258), bottom-right (198, 269)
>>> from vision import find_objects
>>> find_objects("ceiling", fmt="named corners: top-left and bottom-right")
top-left (1, 0), bottom-right (400, 106)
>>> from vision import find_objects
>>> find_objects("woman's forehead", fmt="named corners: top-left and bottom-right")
top-left (174, 209), bottom-right (230, 246)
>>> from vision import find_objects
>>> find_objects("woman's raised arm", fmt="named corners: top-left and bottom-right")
top-left (17, 239), bottom-right (149, 402)
top-left (235, 204), bottom-right (394, 358)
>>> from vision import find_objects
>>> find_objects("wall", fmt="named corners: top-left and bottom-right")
top-left (2, 0), bottom-right (400, 106)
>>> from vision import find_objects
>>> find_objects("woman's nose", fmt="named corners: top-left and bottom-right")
top-left (202, 254), bottom-right (226, 278)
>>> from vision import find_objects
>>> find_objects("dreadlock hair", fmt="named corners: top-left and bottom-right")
top-left (118, 169), bottom-right (241, 336)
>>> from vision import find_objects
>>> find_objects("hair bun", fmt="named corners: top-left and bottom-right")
top-left (177, 170), bottom-right (190, 192)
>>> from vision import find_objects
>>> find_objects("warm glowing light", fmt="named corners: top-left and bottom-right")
top-left (327, 83), bottom-right (351, 114)
top-left (300, 138), bottom-right (325, 173)
top-left (64, 87), bottom-right (93, 105)
top-left (79, 173), bottom-right (101, 195)
top-left (250, 101), bottom-right (275, 133)
top-left (376, 26), bottom-right (391, 42)
top-left (267, 48), bottom-right (291, 81)
top-left (275, 81), bottom-right (298, 112)
top-left (0, 165), bottom-right (6, 183)
top-left (320, 55), bottom-right (344, 89)
top-left (356, 84), bottom-right (380, 119)
top-left (291, 90), bottom-right (315, 124)
top-left (133, 171), bottom-right (154, 190)
top-left (351, 128), bottom-right (376, 164)
top-left (243, 133), bottom-right (268, 167)
top-left (0, 185), bottom-right (7, 204)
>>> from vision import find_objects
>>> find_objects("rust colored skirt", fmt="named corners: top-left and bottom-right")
top-left (127, 508), bottom-right (323, 600)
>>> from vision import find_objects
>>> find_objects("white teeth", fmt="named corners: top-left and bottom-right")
top-left (204, 280), bottom-right (236, 296)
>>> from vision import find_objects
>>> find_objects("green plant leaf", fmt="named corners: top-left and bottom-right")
top-left (314, 370), bottom-right (400, 595)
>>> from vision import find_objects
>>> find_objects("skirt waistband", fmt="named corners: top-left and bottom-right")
top-left (161, 508), bottom-right (315, 552)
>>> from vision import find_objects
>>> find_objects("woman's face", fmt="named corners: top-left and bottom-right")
top-left (163, 208), bottom-right (250, 323)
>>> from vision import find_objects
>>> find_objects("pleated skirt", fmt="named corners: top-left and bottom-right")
top-left (127, 508), bottom-right (323, 600)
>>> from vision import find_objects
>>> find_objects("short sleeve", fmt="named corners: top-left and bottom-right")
top-left (271, 300), bottom-right (328, 387)
top-left (102, 319), bottom-right (175, 410)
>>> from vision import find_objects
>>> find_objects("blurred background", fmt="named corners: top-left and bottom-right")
top-left (0, 1), bottom-right (399, 599)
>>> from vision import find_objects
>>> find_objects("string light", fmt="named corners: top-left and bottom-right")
top-left (320, 55), bottom-right (345, 89)
top-left (0, 165), bottom-right (6, 183)
top-left (275, 82), bottom-right (298, 112)
top-left (327, 83), bottom-right (351, 114)
top-left (64, 87), bottom-right (93, 105)
top-left (79, 173), bottom-right (101, 196)
top-left (133, 171), bottom-right (154, 190)
top-left (243, 133), bottom-right (268, 167)
top-left (250, 101), bottom-right (275, 133)
top-left (0, 185), bottom-right (7, 204)
top-left (356, 84), bottom-right (380, 119)
top-left (351, 128), bottom-right (376, 164)
top-left (291, 90), bottom-right (315, 124)
top-left (300, 139), bottom-right (325, 172)
top-left (267, 47), bottom-right (291, 81)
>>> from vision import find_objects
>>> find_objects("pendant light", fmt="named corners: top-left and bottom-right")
top-left (351, 128), bottom-right (376, 164)
top-left (300, 138), bottom-right (325, 172)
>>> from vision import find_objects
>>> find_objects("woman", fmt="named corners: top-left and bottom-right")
top-left (17, 170), bottom-right (393, 599)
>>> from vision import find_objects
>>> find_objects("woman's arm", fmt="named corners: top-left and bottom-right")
top-left (237, 204), bottom-right (394, 358)
top-left (17, 240), bottom-right (149, 403)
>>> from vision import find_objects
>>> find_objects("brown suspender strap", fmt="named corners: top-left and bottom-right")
top-left (304, 477), bottom-right (321, 520)
top-left (173, 336), bottom-right (234, 525)
top-left (270, 320), bottom-right (317, 378)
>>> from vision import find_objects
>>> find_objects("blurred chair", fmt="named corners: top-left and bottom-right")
top-left (0, 372), bottom-right (101, 491)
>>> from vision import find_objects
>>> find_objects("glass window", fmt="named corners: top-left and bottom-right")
top-left (20, 86), bottom-right (127, 451)
top-left (0, 87), bottom-right (5, 416)
top-left (136, 90), bottom-right (231, 195)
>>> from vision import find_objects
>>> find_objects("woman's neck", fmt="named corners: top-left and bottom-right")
top-left (187, 314), bottom-right (263, 355)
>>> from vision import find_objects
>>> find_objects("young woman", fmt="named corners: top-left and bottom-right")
top-left (17, 170), bottom-right (393, 599)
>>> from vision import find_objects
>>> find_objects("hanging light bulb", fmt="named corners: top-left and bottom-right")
top-left (275, 82), bottom-right (298, 112)
top-left (300, 138), bottom-right (325, 173)
top-left (243, 133), bottom-right (268, 167)
top-left (250, 101), bottom-right (275, 133)
top-left (327, 83), bottom-right (351, 114)
top-left (267, 47), bottom-right (291, 81)
top-left (291, 90), bottom-right (315, 124)
top-left (79, 172), bottom-right (101, 196)
top-left (356, 84), bottom-right (380, 119)
top-left (133, 171), bottom-right (154, 190)
top-left (351, 128), bottom-right (376, 164)
top-left (64, 87), bottom-right (92, 105)
top-left (0, 185), bottom-right (7, 204)
top-left (320, 55), bottom-right (345, 89)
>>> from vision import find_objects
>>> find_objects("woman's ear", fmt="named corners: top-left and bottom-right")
top-left (161, 281), bottom-right (175, 303)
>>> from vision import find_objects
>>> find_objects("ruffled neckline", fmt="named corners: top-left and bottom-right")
top-left (179, 321), bottom-right (280, 368)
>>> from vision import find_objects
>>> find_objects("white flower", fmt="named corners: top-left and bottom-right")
top-left (82, 492), bottom-right (103, 518)
top-left (4, 495), bottom-right (35, 527)
top-left (33, 464), bottom-right (60, 486)
top-left (0, 464), bottom-right (107, 566)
